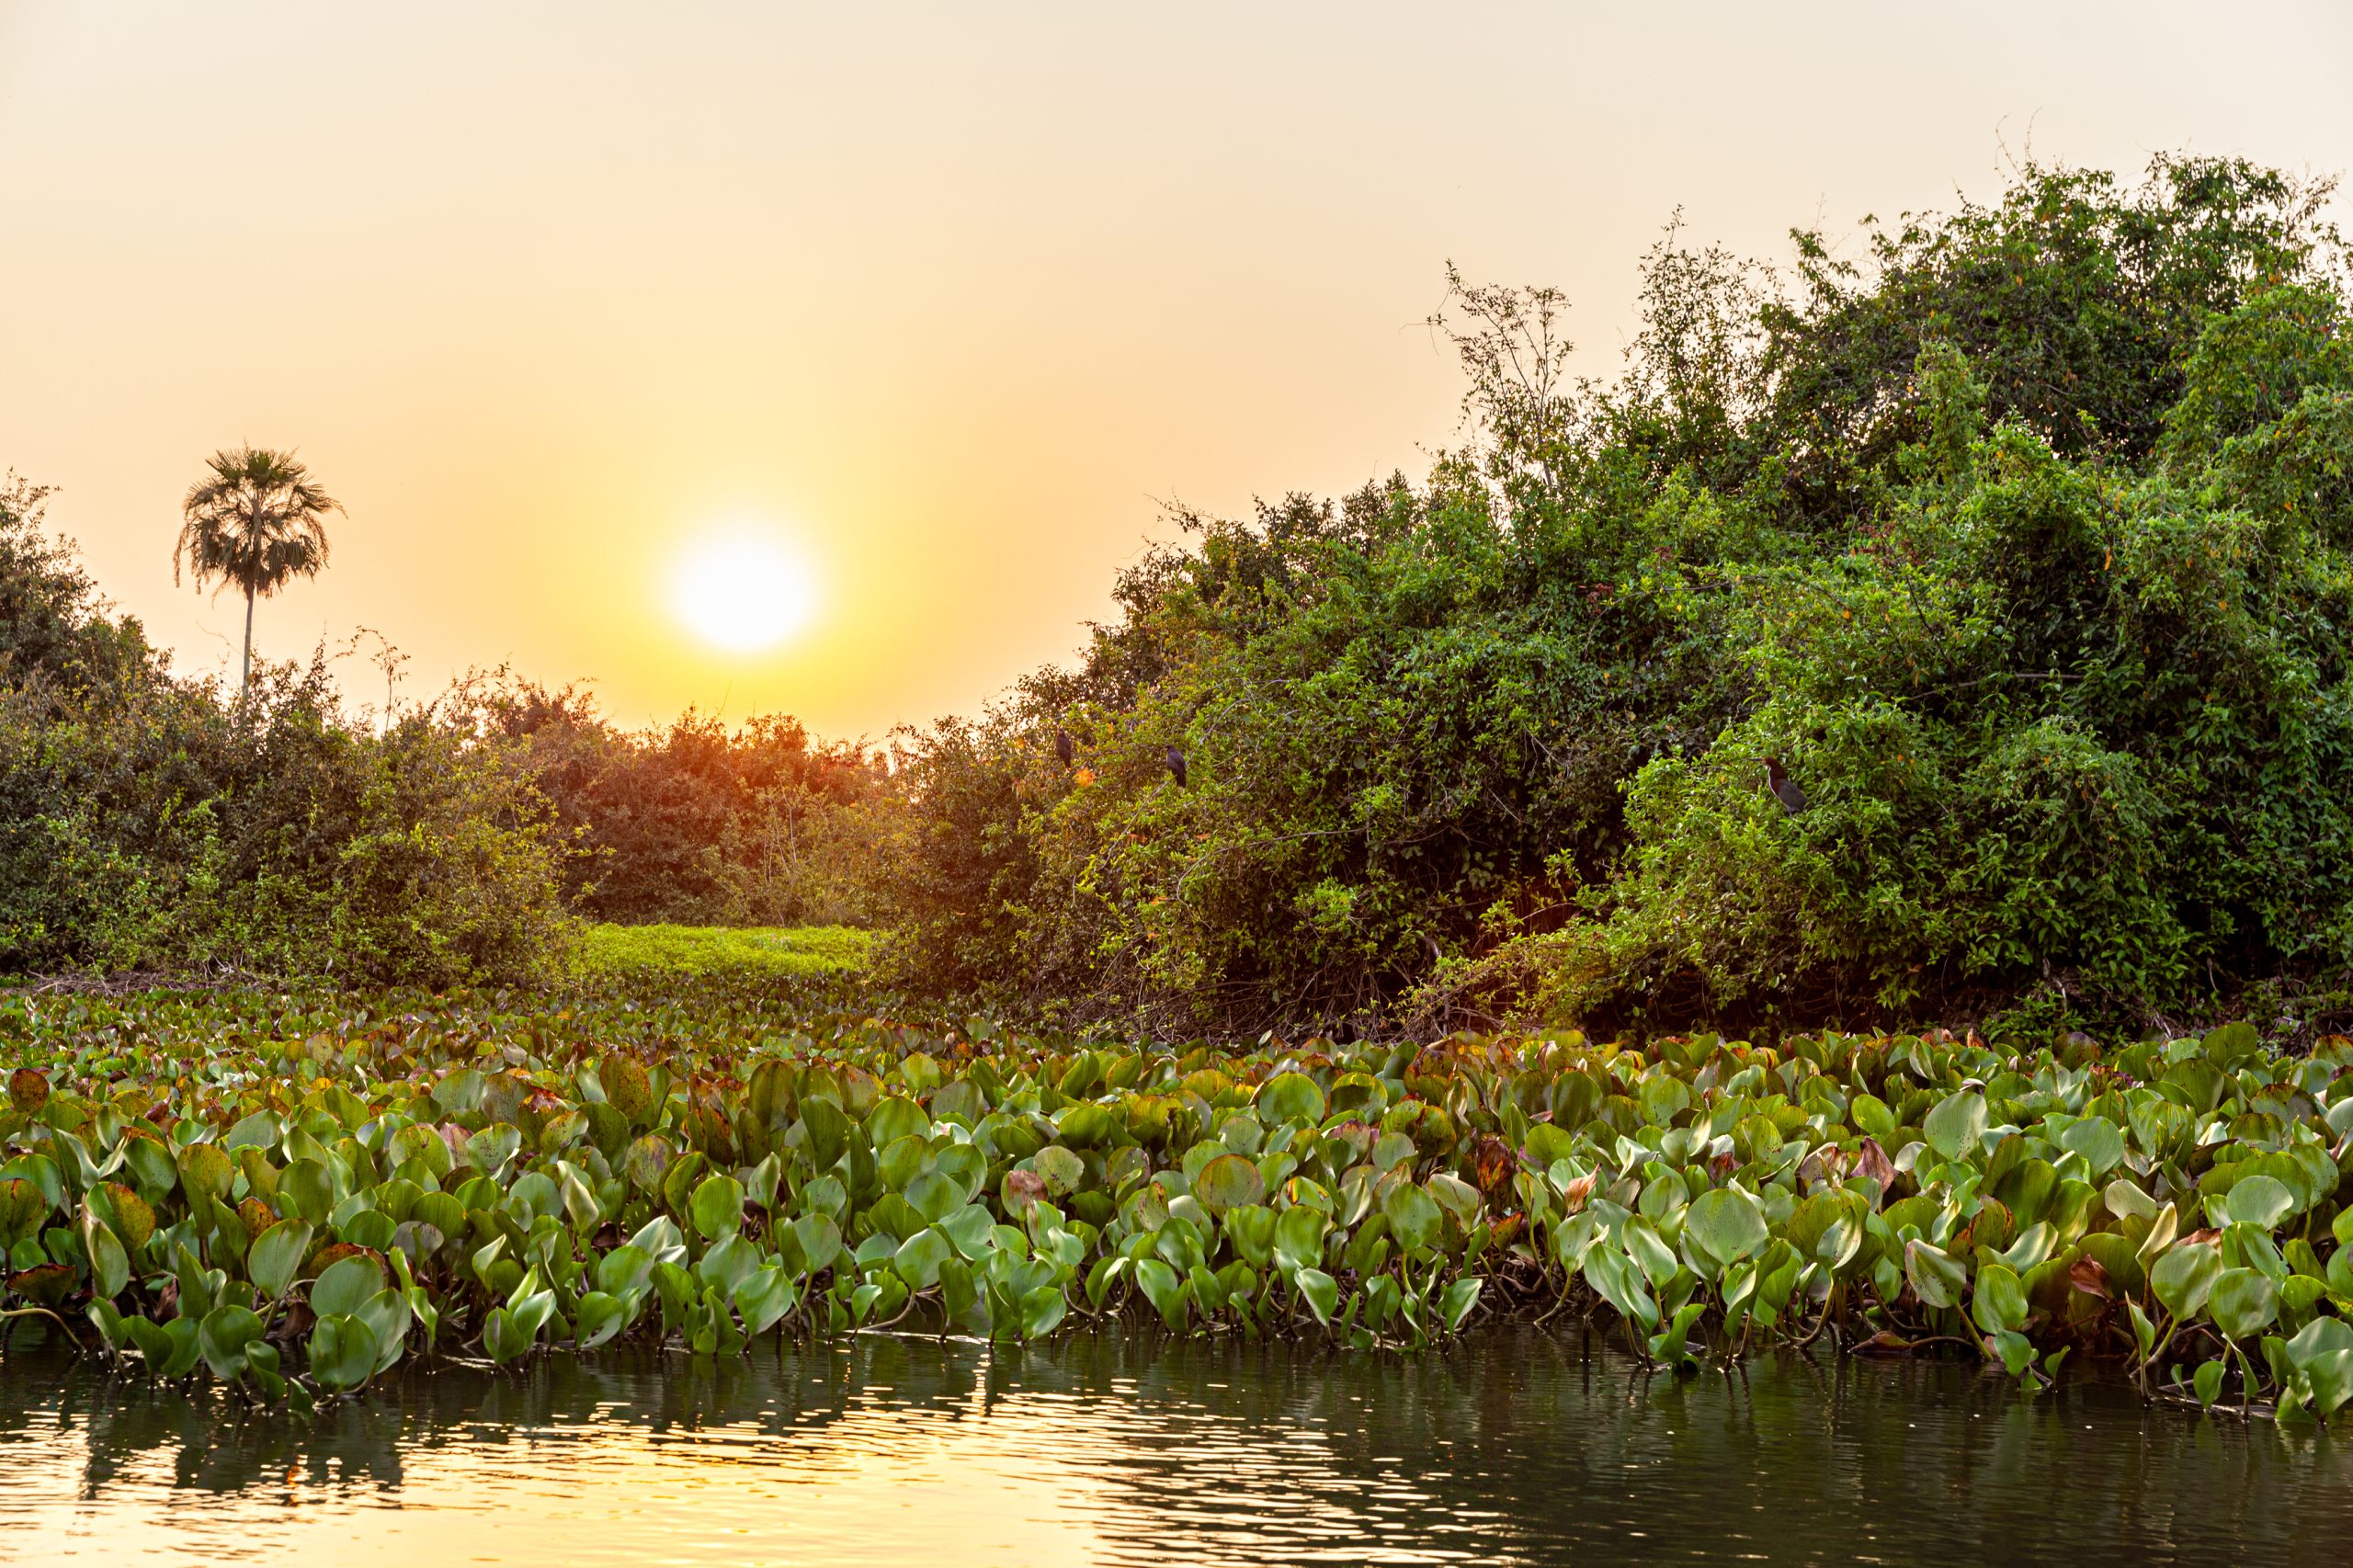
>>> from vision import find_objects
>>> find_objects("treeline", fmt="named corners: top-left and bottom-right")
top-left (14, 151), bottom-right (2353, 1044)
top-left (483, 687), bottom-right (899, 928)
top-left (0, 479), bottom-right (570, 987)
top-left (878, 153), bottom-right (2353, 1042)
top-left (0, 486), bottom-right (905, 985)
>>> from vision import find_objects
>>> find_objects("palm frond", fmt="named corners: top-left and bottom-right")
top-left (175, 445), bottom-right (341, 598)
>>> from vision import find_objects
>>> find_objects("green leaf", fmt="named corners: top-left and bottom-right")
top-left (1274, 1205), bottom-right (1327, 1273)
top-left (733, 1267), bottom-right (800, 1335)
top-left (1686, 1187), bottom-right (1769, 1270)
top-left (904, 1170), bottom-right (961, 1223)
top-left (574, 1290), bottom-right (631, 1349)
top-left (2127, 1300), bottom-right (2158, 1361)
top-left (1923, 1092), bottom-right (1988, 1163)
top-left (1995, 1221), bottom-right (2056, 1275)
top-left (509, 1286), bottom-right (557, 1339)
top-left (136, 1315), bottom-right (201, 1380)
top-left (2103, 1178), bottom-right (2161, 1222)
top-left (1439, 1277), bottom-right (1483, 1332)
top-left (2152, 1240), bottom-right (2223, 1320)
top-left (2286, 1313), bottom-right (2353, 1378)
top-left (688, 1173), bottom-right (745, 1240)
top-left (482, 1304), bottom-right (536, 1365)
top-left (1085, 1256), bottom-right (1127, 1309)
top-left (85, 1299), bottom-right (129, 1350)
top-left (1134, 1257), bottom-right (1188, 1330)
top-left (1294, 1266), bottom-right (1339, 1326)
top-left (2058, 1116), bottom-right (2126, 1176)
top-left (595, 1244), bottom-right (657, 1302)
top-left (335, 1208), bottom-right (396, 1253)
top-left (2306, 1348), bottom-right (2353, 1417)
top-left (1382, 1182), bottom-right (1444, 1254)
top-left (241, 1339), bottom-right (285, 1400)
top-left (466, 1123), bottom-right (522, 1176)
top-left (1051, 1102), bottom-right (1119, 1150)
top-left (696, 1234), bottom-right (761, 1297)
top-left (1223, 1204), bottom-right (1278, 1268)
top-left (801, 1096), bottom-right (851, 1169)
top-left (1018, 1283), bottom-right (1067, 1338)
top-left (2202, 1022), bottom-right (2260, 1068)
top-left (120, 1137), bottom-right (178, 1198)
top-left (2209, 1267), bottom-right (2279, 1341)
top-left (2223, 1174), bottom-right (2296, 1230)
top-left (938, 1203), bottom-right (997, 1259)
top-left (80, 1213), bottom-right (129, 1301)
top-left (124, 1314), bottom-right (173, 1369)
top-left (1904, 1239), bottom-right (1967, 1310)
top-left (1193, 1153), bottom-right (1266, 1217)
top-left (1583, 1244), bottom-right (1659, 1329)
top-left (309, 1313), bottom-right (381, 1391)
top-left (892, 1227), bottom-right (952, 1290)
top-left (790, 1213), bottom-right (844, 1276)
top-left (1030, 1145), bottom-right (1085, 1198)
top-left (223, 1109), bottom-right (279, 1151)
top-left (356, 1289), bottom-right (410, 1374)
top-left (1970, 1262), bottom-right (2029, 1336)
top-left (198, 1304), bottom-right (265, 1380)
top-left (312, 1255), bottom-right (384, 1320)
top-left (282, 1159), bottom-right (335, 1223)
top-left (1255, 1073), bottom-right (1325, 1127)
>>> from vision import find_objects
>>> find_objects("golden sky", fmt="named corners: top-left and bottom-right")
top-left (2, 2), bottom-right (2348, 740)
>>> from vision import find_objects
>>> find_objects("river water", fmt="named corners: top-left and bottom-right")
top-left (4, 1325), bottom-right (2349, 1566)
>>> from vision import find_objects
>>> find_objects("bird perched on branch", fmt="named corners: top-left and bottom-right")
top-left (1054, 729), bottom-right (1074, 767)
top-left (1763, 756), bottom-right (1807, 815)
top-left (1165, 744), bottom-right (1188, 787)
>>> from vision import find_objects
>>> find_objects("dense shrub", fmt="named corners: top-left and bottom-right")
top-left (881, 154), bottom-right (2353, 1041)
top-left (485, 687), bottom-right (902, 929)
top-left (0, 477), bottom-right (574, 986)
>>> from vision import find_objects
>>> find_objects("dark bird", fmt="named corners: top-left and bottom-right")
top-left (1054, 729), bottom-right (1074, 767)
top-left (1763, 756), bottom-right (1807, 815)
top-left (1165, 744), bottom-right (1188, 787)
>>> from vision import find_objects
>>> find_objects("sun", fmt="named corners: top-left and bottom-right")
top-left (670, 526), bottom-right (816, 653)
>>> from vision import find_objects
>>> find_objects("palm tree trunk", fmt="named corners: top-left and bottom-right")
top-left (240, 585), bottom-right (256, 701)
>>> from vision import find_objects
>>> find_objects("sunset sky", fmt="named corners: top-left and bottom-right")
top-left (3, 2), bottom-right (2348, 740)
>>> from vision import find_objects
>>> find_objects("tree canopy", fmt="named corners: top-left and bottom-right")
top-left (882, 153), bottom-right (2353, 1044)
top-left (176, 446), bottom-right (339, 698)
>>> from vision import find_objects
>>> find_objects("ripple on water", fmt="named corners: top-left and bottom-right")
top-left (4, 1327), bottom-right (2353, 1566)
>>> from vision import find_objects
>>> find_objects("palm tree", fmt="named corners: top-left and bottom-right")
top-left (175, 447), bottom-right (341, 699)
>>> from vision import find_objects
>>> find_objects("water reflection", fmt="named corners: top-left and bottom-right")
top-left (5, 1324), bottom-right (2352, 1565)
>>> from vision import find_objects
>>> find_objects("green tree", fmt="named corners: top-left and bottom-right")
top-left (879, 153), bottom-right (2353, 1042)
top-left (175, 446), bottom-right (340, 699)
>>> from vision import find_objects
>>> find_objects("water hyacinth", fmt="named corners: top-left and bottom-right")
top-left (6, 991), bottom-right (2353, 1422)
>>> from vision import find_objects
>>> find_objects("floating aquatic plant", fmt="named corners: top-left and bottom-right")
top-left (5, 990), bottom-right (2352, 1421)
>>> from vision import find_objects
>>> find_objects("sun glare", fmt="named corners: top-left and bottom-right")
top-left (670, 527), bottom-right (816, 653)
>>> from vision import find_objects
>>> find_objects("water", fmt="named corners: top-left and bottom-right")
top-left (5, 1326), bottom-right (2350, 1566)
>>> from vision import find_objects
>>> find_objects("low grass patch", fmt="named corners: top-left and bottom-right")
top-left (573, 924), bottom-right (873, 983)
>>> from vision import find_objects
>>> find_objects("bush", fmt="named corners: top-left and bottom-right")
top-left (0, 476), bottom-right (575, 987)
top-left (881, 153), bottom-right (2353, 1041)
top-left (485, 687), bottom-right (904, 928)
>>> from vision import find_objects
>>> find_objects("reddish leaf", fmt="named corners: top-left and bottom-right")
top-left (1855, 1137), bottom-right (1896, 1190)
top-left (8, 1067), bottom-right (48, 1115)
top-left (7, 1263), bottom-right (74, 1307)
